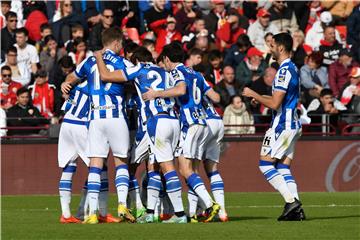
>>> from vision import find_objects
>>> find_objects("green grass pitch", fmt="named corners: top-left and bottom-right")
top-left (2, 192), bottom-right (360, 240)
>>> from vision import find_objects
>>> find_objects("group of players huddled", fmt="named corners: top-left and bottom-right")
top-left (58, 27), bottom-right (227, 224)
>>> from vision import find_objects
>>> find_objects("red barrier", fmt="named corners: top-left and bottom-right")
top-left (1, 139), bottom-right (359, 195)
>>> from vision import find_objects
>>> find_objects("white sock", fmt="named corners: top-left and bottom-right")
top-left (259, 161), bottom-right (294, 203)
top-left (59, 164), bottom-right (76, 218)
top-left (208, 171), bottom-right (226, 216)
top-left (147, 171), bottom-right (161, 211)
top-left (88, 167), bottom-right (102, 215)
top-left (115, 165), bottom-right (129, 205)
top-left (277, 164), bottom-right (299, 200)
top-left (99, 166), bottom-right (109, 216)
top-left (187, 188), bottom-right (198, 217)
top-left (164, 171), bottom-right (184, 213)
top-left (187, 173), bottom-right (213, 209)
top-left (129, 175), bottom-right (144, 209)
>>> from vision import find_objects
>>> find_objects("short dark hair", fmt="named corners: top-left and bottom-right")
top-left (102, 8), bottom-right (113, 15)
top-left (73, 37), bottom-right (86, 47)
top-left (308, 51), bottom-right (323, 66)
top-left (5, 11), bottom-right (16, 20)
top-left (7, 46), bottom-right (17, 54)
top-left (124, 41), bottom-right (139, 56)
top-left (208, 50), bottom-right (222, 61)
top-left (230, 95), bottom-right (242, 104)
top-left (130, 46), bottom-right (154, 64)
top-left (188, 48), bottom-right (203, 57)
top-left (1, 1), bottom-right (11, 6)
top-left (192, 64), bottom-right (206, 74)
top-left (71, 24), bottom-right (84, 33)
top-left (16, 87), bottom-right (29, 96)
top-left (264, 32), bottom-right (273, 40)
top-left (59, 56), bottom-right (74, 69)
top-left (320, 88), bottom-right (333, 97)
top-left (40, 23), bottom-right (51, 32)
top-left (236, 34), bottom-right (252, 49)
top-left (102, 27), bottom-right (123, 46)
top-left (273, 32), bottom-right (293, 53)
top-left (44, 35), bottom-right (56, 45)
top-left (15, 27), bottom-right (29, 37)
top-left (161, 43), bottom-right (184, 63)
top-left (1, 65), bottom-right (11, 72)
top-left (142, 39), bottom-right (155, 48)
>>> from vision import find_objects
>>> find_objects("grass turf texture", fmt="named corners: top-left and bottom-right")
top-left (2, 192), bottom-right (360, 240)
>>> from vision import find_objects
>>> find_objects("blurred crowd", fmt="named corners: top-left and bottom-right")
top-left (0, 0), bottom-right (359, 136)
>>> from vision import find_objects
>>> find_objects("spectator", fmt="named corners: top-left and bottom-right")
top-left (346, 1), bottom-right (360, 46)
top-left (1, 11), bottom-right (17, 53)
top-left (6, 87), bottom-right (48, 136)
top-left (144, 0), bottom-right (172, 32)
top-left (0, 1), bottom-right (11, 29)
top-left (35, 23), bottom-right (52, 54)
top-left (89, 8), bottom-right (116, 51)
top-left (321, 0), bottom-right (354, 24)
top-left (247, 8), bottom-right (279, 52)
top-left (305, 11), bottom-right (342, 49)
top-left (182, 18), bottom-right (212, 51)
top-left (268, 0), bottom-right (299, 33)
top-left (0, 65), bottom-right (22, 109)
top-left (215, 11), bottom-right (246, 52)
top-left (153, 16), bottom-right (182, 54)
top-left (262, 32), bottom-right (278, 69)
top-left (14, 27), bottom-right (39, 74)
top-left (300, 51), bottom-right (329, 102)
top-left (224, 34), bottom-right (252, 70)
top-left (0, 47), bottom-right (31, 86)
top-left (292, 29), bottom-right (312, 69)
top-left (204, 0), bottom-right (227, 35)
top-left (318, 25), bottom-right (343, 67)
top-left (185, 48), bottom-right (203, 67)
top-left (175, 0), bottom-right (201, 33)
top-left (214, 65), bottom-right (242, 110)
top-left (28, 70), bottom-right (56, 119)
top-left (40, 35), bottom-right (66, 73)
top-left (52, 0), bottom-right (73, 23)
top-left (64, 24), bottom-right (84, 53)
top-left (205, 50), bottom-right (223, 84)
top-left (68, 37), bottom-right (93, 66)
top-left (328, 49), bottom-right (359, 98)
top-left (142, 39), bottom-right (158, 60)
top-left (340, 67), bottom-right (360, 132)
top-left (223, 95), bottom-right (255, 135)
top-left (235, 47), bottom-right (267, 87)
top-left (123, 41), bottom-right (139, 60)
top-left (0, 107), bottom-right (6, 137)
top-left (294, 1), bottom-right (323, 34)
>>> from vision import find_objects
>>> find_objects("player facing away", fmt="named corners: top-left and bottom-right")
top-left (142, 43), bottom-right (221, 222)
top-left (61, 27), bottom-right (135, 224)
top-left (94, 47), bottom-right (187, 223)
top-left (242, 32), bottom-right (305, 221)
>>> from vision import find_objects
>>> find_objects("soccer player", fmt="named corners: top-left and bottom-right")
top-left (94, 46), bottom-right (187, 223)
top-left (142, 43), bottom-right (221, 222)
top-left (61, 27), bottom-right (135, 224)
top-left (242, 32), bottom-right (304, 221)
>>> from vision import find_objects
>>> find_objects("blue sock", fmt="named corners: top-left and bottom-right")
top-left (187, 173), bottom-right (212, 209)
top-left (164, 171), bottom-right (184, 213)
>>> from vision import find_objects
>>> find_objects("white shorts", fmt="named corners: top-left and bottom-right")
top-left (260, 128), bottom-right (302, 160)
top-left (179, 124), bottom-right (206, 159)
top-left (147, 115), bottom-right (180, 163)
top-left (130, 132), bottom-right (149, 164)
top-left (204, 118), bottom-right (224, 162)
top-left (58, 120), bottom-right (89, 168)
top-left (87, 118), bottom-right (130, 158)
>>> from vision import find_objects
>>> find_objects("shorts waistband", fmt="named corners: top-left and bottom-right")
top-left (63, 118), bottom-right (88, 126)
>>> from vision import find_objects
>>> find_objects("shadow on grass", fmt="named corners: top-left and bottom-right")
top-left (229, 216), bottom-right (272, 221)
top-left (306, 215), bottom-right (360, 221)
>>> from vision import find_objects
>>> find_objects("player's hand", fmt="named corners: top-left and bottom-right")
top-left (94, 50), bottom-right (102, 59)
top-left (142, 87), bottom-right (157, 101)
top-left (61, 82), bottom-right (72, 94)
top-left (242, 87), bottom-right (255, 98)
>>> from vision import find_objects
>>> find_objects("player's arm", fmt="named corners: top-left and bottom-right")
top-left (142, 82), bottom-right (186, 101)
top-left (205, 88), bottom-right (220, 103)
top-left (61, 72), bottom-right (80, 94)
top-left (94, 51), bottom-right (127, 83)
top-left (243, 87), bottom-right (285, 110)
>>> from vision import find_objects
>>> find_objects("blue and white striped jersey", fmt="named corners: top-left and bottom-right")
top-left (75, 49), bottom-right (132, 120)
top-left (202, 96), bottom-right (221, 120)
top-left (271, 58), bottom-right (301, 133)
top-left (170, 63), bottom-right (210, 126)
top-left (61, 81), bottom-right (90, 121)
top-left (128, 94), bottom-right (147, 140)
top-left (124, 63), bottom-right (176, 118)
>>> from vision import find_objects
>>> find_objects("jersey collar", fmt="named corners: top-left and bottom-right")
top-left (104, 49), bottom-right (115, 54)
top-left (279, 58), bottom-right (291, 67)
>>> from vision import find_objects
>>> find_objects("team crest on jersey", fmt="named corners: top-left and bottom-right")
top-left (171, 69), bottom-right (181, 81)
top-left (278, 68), bottom-right (287, 82)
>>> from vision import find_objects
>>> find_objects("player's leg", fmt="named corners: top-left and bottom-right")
top-left (75, 179), bottom-right (88, 221)
top-left (187, 160), bottom-right (200, 221)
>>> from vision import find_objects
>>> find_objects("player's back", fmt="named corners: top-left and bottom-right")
top-left (171, 64), bottom-right (207, 126)
top-left (75, 50), bottom-right (131, 120)
top-left (202, 96), bottom-right (221, 120)
top-left (271, 59), bottom-right (301, 133)
top-left (62, 81), bottom-right (90, 121)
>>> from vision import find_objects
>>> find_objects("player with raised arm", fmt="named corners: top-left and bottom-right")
top-left (242, 32), bottom-right (305, 221)
top-left (94, 46), bottom-right (187, 223)
top-left (142, 43), bottom-right (221, 223)
top-left (61, 27), bottom-right (135, 224)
